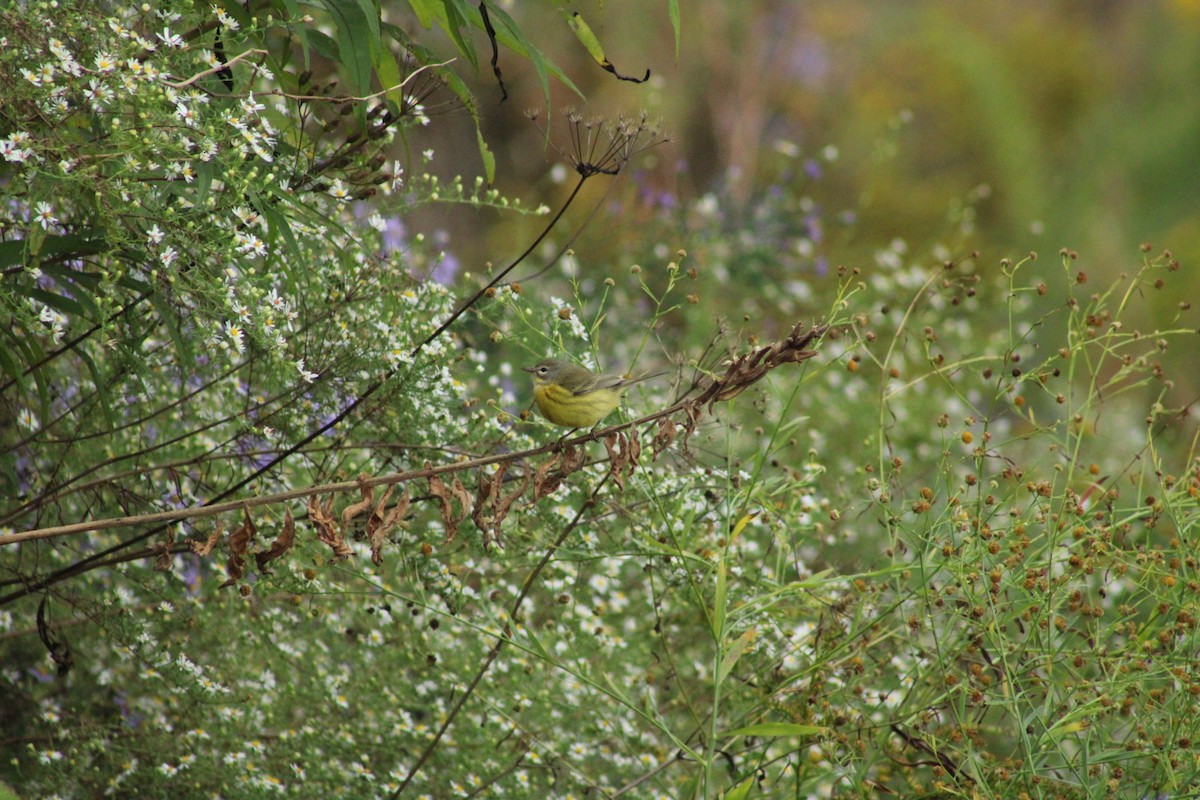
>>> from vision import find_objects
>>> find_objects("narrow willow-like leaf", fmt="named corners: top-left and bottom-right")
top-left (480, 0), bottom-right (563, 103)
top-left (146, 289), bottom-right (195, 376)
top-left (75, 346), bottom-right (116, 433)
top-left (406, 0), bottom-right (478, 69)
top-left (713, 553), bottom-right (727, 639)
top-left (28, 288), bottom-right (85, 319)
top-left (716, 627), bottom-right (756, 685)
top-left (0, 330), bottom-right (30, 392)
top-left (374, 47), bottom-right (405, 108)
top-left (0, 240), bottom-right (24, 270)
top-left (254, 190), bottom-right (303, 267)
top-left (304, 28), bottom-right (340, 61)
top-left (724, 777), bottom-right (753, 800)
top-left (441, 0), bottom-right (479, 69)
top-left (668, 0), bottom-right (680, 58)
top-left (323, 0), bottom-right (376, 94)
top-left (565, 11), bottom-right (649, 82)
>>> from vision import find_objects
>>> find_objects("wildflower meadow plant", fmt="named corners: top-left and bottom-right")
top-left (2, 2), bottom-right (1198, 799)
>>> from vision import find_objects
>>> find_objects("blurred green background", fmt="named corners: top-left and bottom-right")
top-left (399, 0), bottom-right (1200, 270)
top-left (390, 0), bottom-right (1200, 415)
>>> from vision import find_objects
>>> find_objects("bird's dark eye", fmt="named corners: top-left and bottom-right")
top-left (537, 367), bottom-right (549, 375)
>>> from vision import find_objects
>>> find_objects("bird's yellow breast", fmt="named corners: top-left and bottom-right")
top-left (532, 382), bottom-right (624, 428)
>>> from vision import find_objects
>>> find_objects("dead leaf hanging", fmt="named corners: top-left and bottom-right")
top-left (368, 486), bottom-right (411, 565)
top-left (153, 525), bottom-right (177, 573)
top-left (256, 506), bottom-right (297, 574)
top-left (429, 473), bottom-right (472, 542)
top-left (191, 521), bottom-right (223, 556)
top-left (309, 494), bottom-right (355, 562)
top-left (482, 462), bottom-right (530, 551)
top-left (340, 475), bottom-right (376, 535)
top-left (220, 506), bottom-right (257, 588)
top-left (471, 462), bottom-right (508, 544)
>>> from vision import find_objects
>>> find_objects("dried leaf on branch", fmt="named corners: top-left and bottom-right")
top-left (680, 322), bottom-right (825, 450)
top-left (429, 472), bottom-right (473, 542)
top-left (651, 416), bottom-right (677, 458)
top-left (697, 322), bottom-right (824, 408)
top-left (256, 506), bottom-right (297, 574)
top-left (153, 525), bottom-right (176, 573)
top-left (470, 462), bottom-right (530, 549)
top-left (340, 476), bottom-right (376, 534)
top-left (308, 494), bottom-right (355, 562)
top-left (603, 431), bottom-right (642, 490)
top-left (190, 521), bottom-right (223, 556)
top-left (220, 506), bottom-right (257, 587)
top-left (368, 485), bottom-right (411, 565)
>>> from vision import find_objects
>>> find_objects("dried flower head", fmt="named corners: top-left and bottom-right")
top-left (528, 107), bottom-right (668, 179)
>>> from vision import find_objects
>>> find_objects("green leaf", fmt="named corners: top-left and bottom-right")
top-left (712, 552), bottom-right (727, 639)
top-left (716, 627), bottom-right (756, 685)
top-left (407, 0), bottom-right (436, 28)
top-left (723, 777), bottom-right (753, 800)
top-left (113, 272), bottom-right (152, 294)
top-left (254, 190), bottom-right (303, 266)
top-left (292, 26), bottom-right (313, 70)
top-left (440, 0), bottom-right (478, 69)
top-left (322, 0), bottom-right (376, 94)
top-left (374, 48), bottom-right (405, 108)
top-left (770, 414), bottom-right (812, 440)
top-left (2, 232), bottom-right (105, 272)
top-left (516, 624), bottom-right (555, 663)
top-left (23, 224), bottom-right (46, 263)
top-left (564, 10), bottom-right (649, 83)
top-left (29, 288), bottom-right (85, 319)
top-left (406, 0), bottom-right (477, 68)
top-left (722, 722), bottom-right (825, 739)
top-left (0, 330), bottom-right (27, 392)
top-left (147, 289), bottom-right (195, 376)
top-left (75, 344), bottom-right (116, 432)
top-left (192, 159), bottom-right (216, 208)
top-left (668, 0), bottom-right (681, 58)
top-left (0, 240), bottom-right (24, 269)
top-left (409, 1), bottom-right (578, 102)
top-left (40, 263), bottom-right (101, 290)
top-left (31, 341), bottom-right (51, 415)
top-left (355, 0), bottom-right (382, 44)
top-left (305, 29), bottom-right (341, 61)
top-left (566, 11), bottom-right (606, 64)
top-left (40, 265), bottom-right (101, 318)
top-left (481, 0), bottom-right (563, 102)
top-left (602, 671), bottom-right (633, 705)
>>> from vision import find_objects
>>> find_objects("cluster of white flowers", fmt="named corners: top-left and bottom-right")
top-left (0, 131), bottom-right (35, 163)
top-left (27, 298), bottom-right (68, 344)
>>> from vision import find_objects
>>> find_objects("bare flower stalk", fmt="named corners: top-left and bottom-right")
top-left (413, 110), bottom-right (668, 356)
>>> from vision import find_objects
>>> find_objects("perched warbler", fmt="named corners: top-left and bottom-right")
top-left (523, 358), bottom-right (661, 428)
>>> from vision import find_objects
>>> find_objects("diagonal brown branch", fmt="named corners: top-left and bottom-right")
top-left (1, 322), bottom-right (826, 548)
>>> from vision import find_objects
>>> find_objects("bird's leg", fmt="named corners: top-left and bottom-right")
top-left (553, 428), bottom-right (580, 452)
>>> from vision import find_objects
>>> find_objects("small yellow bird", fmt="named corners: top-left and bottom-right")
top-left (523, 358), bottom-right (661, 428)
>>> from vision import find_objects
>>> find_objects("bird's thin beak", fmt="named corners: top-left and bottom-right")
top-left (521, 366), bottom-right (536, 374)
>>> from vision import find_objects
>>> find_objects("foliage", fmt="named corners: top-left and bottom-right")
top-left (2, 2), bottom-right (1199, 800)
